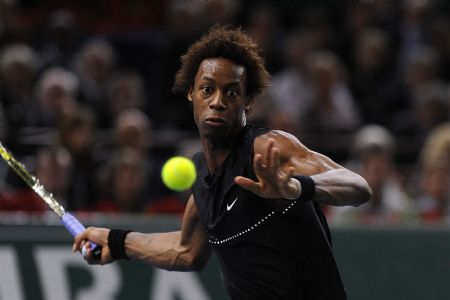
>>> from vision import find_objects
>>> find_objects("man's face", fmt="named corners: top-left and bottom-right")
top-left (189, 58), bottom-right (248, 143)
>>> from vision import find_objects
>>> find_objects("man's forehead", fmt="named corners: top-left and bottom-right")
top-left (197, 58), bottom-right (246, 80)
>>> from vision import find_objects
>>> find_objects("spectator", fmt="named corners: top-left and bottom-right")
top-left (330, 125), bottom-right (414, 225)
top-left (0, 146), bottom-right (72, 212)
top-left (114, 108), bottom-right (151, 154)
top-left (246, 5), bottom-right (283, 73)
top-left (39, 8), bottom-right (82, 69)
top-left (95, 148), bottom-right (149, 213)
top-left (30, 67), bottom-right (79, 127)
top-left (416, 123), bottom-right (450, 223)
top-left (75, 38), bottom-right (117, 123)
top-left (0, 0), bottom-right (28, 47)
top-left (396, 81), bottom-right (449, 160)
top-left (402, 47), bottom-right (440, 93)
top-left (302, 50), bottom-right (361, 134)
top-left (398, 0), bottom-right (431, 66)
top-left (105, 71), bottom-right (146, 127)
top-left (112, 109), bottom-right (185, 213)
top-left (57, 103), bottom-right (101, 210)
top-left (350, 28), bottom-right (407, 128)
top-left (0, 43), bottom-right (40, 152)
top-left (95, 147), bottom-right (185, 214)
top-left (262, 29), bottom-right (315, 135)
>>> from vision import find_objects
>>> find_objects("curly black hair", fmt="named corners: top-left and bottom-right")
top-left (172, 25), bottom-right (271, 101)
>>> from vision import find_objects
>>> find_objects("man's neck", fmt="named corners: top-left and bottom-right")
top-left (201, 139), bottom-right (232, 175)
top-left (201, 129), bottom-right (242, 174)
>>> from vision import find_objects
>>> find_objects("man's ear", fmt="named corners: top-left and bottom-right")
top-left (244, 97), bottom-right (251, 113)
top-left (188, 89), bottom-right (193, 102)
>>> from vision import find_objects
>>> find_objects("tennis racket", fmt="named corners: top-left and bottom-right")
top-left (0, 142), bottom-right (101, 259)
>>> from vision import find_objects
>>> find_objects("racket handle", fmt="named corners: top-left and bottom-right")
top-left (61, 213), bottom-right (102, 259)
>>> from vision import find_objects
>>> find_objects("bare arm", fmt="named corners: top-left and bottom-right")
top-left (235, 130), bottom-right (371, 206)
top-left (305, 154), bottom-right (372, 206)
top-left (125, 196), bottom-right (212, 271)
top-left (73, 196), bottom-right (212, 271)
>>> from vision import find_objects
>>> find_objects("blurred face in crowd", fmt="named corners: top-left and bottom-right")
top-left (61, 109), bottom-right (96, 155)
top-left (112, 159), bottom-right (147, 212)
top-left (40, 84), bottom-right (74, 116)
top-left (361, 151), bottom-right (391, 193)
top-left (69, 122), bottom-right (94, 154)
top-left (188, 58), bottom-right (249, 144)
top-left (36, 150), bottom-right (71, 196)
top-left (108, 74), bottom-right (143, 117)
top-left (421, 166), bottom-right (450, 206)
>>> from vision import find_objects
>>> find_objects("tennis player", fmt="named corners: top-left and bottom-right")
top-left (73, 26), bottom-right (371, 299)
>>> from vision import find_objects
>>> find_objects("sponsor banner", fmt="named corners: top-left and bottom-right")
top-left (2, 219), bottom-right (450, 300)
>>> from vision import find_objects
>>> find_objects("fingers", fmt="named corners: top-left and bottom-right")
top-left (254, 140), bottom-right (281, 180)
top-left (270, 142), bottom-right (277, 169)
top-left (235, 176), bottom-right (261, 195)
top-left (263, 139), bottom-right (274, 167)
top-left (72, 227), bottom-right (112, 265)
top-left (82, 241), bottom-right (91, 257)
top-left (73, 230), bottom-right (88, 252)
top-left (253, 153), bottom-right (264, 175)
top-left (80, 241), bottom-right (104, 265)
top-left (72, 227), bottom-right (96, 252)
top-left (284, 166), bottom-right (295, 183)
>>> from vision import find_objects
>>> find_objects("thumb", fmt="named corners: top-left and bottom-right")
top-left (235, 176), bottom-right (261, 195)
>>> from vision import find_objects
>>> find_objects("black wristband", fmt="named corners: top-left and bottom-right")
top-left (293, 175), bottom-right (316, 201)
top-left (108, 229), bottom-right (132, 260)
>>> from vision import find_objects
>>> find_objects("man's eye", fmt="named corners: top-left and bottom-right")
top-left (226, 90), bottom-right (238, 97)
top-left (202, 87), bottom-right (212, 94)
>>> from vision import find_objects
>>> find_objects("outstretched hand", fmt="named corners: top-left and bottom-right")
top-left (73, 227), bottom-right (113, 265)
top-left (235, 139), bottom-right (301, 200)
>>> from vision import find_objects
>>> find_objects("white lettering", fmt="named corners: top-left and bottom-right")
top-left (34, 246), bottom-right (121, 300)
top-left (0, 246), bottom-right (25, 300)
top-left (150, 269), bottom-right (210, 300)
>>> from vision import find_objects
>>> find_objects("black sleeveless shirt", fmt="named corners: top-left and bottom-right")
top-left (192, 124), bottom-right (346, 300)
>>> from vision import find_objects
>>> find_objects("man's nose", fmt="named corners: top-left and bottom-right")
top-left (209, 91), bottom-right (226, 110)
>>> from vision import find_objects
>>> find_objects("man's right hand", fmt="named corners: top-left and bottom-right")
top-left (73, 227), bottom-right (113, 265)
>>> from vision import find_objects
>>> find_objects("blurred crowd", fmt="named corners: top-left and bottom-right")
top-left (0, 0), bottom-right (448, 225)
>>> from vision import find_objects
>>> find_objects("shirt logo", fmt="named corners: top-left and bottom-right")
top-left (226, 197), bottom-right (238, 211)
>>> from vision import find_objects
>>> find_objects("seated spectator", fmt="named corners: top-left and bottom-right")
top-left (75, 38), bottom-right (117, 125)
top-left (302, 50), bottom-right (361, 134)
top-left (39, 8), bottom-right (81, 69)
top-left (95, 148), bottom-right (185, 214)
top-left (330, 125), bottom-right (415, 225)
top-left (0, 43), bottom-right (40, 152)
top-left (95, 148), bottom-right (149, 213)
top-left (261, 29), bottom-right (315, 135)
top-left (395, 81), bottom-right (449, 160)
top-left (350, 28), bottom-right (407, 128)
top-left (29, 67), bottom-right (79, 127)
top-left (57, 103), bottom-right (101, 210)
top-left (245, 4), bottom-right (284, 73)
top-left (112, 109), bottom-right (185, 213)
top-left (416, 123), bottom-right (450, 223)
top-left (0, 146), bottom-right (72, 212)
top-left (105, 71), bottom-right (146, 128)
top-left (114, 108), bottom-right (152, 154)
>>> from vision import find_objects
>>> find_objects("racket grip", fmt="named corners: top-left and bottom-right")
top-left (61, 213), bottom-right (102, 259)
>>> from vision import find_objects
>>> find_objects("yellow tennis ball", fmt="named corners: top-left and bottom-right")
top-left (161, 156), bottom-right (196, 191)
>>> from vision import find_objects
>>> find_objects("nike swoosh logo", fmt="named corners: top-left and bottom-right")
top-left (226, 197), bottom-right (238, 211)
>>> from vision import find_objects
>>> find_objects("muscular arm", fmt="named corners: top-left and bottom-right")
top-left (73, 196), bottom-right (212, 271)
top-left (125, 196), bottom-right (212, 271)
top-left (236, 130), bottom-right (371, 207)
